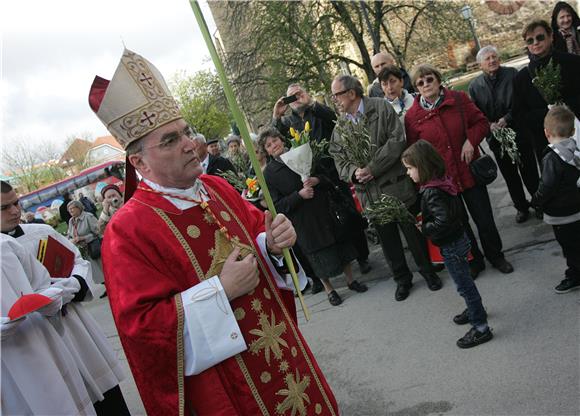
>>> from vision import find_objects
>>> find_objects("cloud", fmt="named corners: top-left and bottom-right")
top-left (2, 0), bottom-right (216, 148)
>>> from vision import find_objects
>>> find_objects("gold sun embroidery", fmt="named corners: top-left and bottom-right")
top-left (279, 360), bottom-right (289, 374)
top-left (249, 310), bottom-right (288, 365)
top-left (275, 370), bottom-right (311, 416)
top-left (251, 299), bottom-right (263, 313)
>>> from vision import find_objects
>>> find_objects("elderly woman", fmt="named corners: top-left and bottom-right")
top-left (552, 1), bottom-right (580, 55)
top-left (259, 127), bottom-right (367, 306)
top-left (405, 64), bottom-right (514, 278)
top-left (67, 200), bottom-right (105, 290)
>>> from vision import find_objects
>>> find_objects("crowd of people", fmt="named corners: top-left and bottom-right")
top-left (1, 3), bottom-right (579, 414)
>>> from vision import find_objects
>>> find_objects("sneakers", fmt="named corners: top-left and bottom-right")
top-left (491, 258), bottom-right (514, 274)
top-left (395, 283), bottom-right (412, 301)
top-left (327, 290), bottom-right (343, 306)
top-left (457, 327), bottom-right (493, 349)
top-left (515, 210), bottom-right (529, 223)
top-left (453, 309), bottom-right (470, 325)
top-left (554, 278), bottom-right (580, 294)
top-left (348, 280), bottom-right (368, 293)
top-left (358, 259), bottom-right (372, 274)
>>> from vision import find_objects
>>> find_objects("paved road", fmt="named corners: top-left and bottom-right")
top-left (86, 164), bottom-right (579, 415)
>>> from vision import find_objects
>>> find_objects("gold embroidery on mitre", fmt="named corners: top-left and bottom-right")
top-left (205, 229), bottom-right (253, 279)
top-left (234, 308), bottom-right (246, 321)
top-left (291, 347), bottom-right (298, 358)
top-left (275, 370), bottom-right (311, 416)
top-left (263, 288), bottom-right (271, 300)
top-left (260, 371), bottom-right (272, 384)
top-left (220, 211), bottom-right (231, 222)
top-left (249, 310), bottom-right (288, 366)
top-left (315, 403), bottom-right (322, 414)
top-left (186, 225), bottom-right (201, 239)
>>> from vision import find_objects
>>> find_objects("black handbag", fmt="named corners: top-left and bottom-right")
top-left (327, 186), bottom-right (366, 240)
top-left (87, 237), bottom-right (102, 260)
top-left (469, 146), bottom-right (498, 186)
top-left (456, 91), bottom-right (498, 186)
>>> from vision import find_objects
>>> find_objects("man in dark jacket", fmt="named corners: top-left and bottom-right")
top-left (469, 45), bottom-right (540, 223)
top-left (59, 192), bottom-right (73, 224)
top-left (272, 83), bottom-right (372, 284)
top-left (330, 75), bottom-right (442, 301)
top-left (513, 19), bottom-right (580, 164)
top-left (192, 133), bottom-right (237, 177)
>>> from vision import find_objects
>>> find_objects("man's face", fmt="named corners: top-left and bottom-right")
top-left (525, 26), bottom-right (552, 58)
top-left (286, 86), bottom-right (311, 112)
top-left (331, 80), bottom-right (358, 115)
top-left (207, 142), bottom-right (220, 156)
top-left (380, 75), bottom-right (404, 100)
top-left (1, 190), bottom-right (21, 232)
top-left (192, 139), bottom-right (208, 160)
top-left (129, 119), bottom-right (202, 189)
top-left (371, 53), bottom-right (394, 76)
top-left (480, 52), bottom-right (500, 75)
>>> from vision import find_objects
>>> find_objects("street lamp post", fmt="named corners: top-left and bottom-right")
top-left (461, 4), bottom-right (481, 51)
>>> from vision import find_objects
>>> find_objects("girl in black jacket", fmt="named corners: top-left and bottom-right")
top-left (402, 140), bottom-right (493, 349)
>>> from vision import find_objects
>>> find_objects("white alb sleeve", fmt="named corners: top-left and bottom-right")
top-left (256, 232), bottom-right (307, 291)
top-left (180, 276), bottom-right (246, 376)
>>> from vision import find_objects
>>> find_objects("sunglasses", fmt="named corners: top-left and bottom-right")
top-left (416, 75), bottom-right (436, 88)
top-left (525, 33), bottom-right (546, 45)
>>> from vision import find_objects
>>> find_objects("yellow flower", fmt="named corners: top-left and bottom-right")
top-left (304, 121), bottom-right (310, 133)
top-left (294, 135), bottom-right (300, 143)
top-left (246, 178), bottom-right (253, 186)
top-left (289, 127), bottom-right (297, 138)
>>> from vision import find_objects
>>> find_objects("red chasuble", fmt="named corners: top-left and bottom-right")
top-left (102, 175), bottom-right (338, 416)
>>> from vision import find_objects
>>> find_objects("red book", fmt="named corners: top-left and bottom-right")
top-left (37, 236), bottom-right (74, 277)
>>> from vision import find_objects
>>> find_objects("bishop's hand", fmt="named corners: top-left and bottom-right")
top-left (220, 247), bottom-right (259, 301)
top-left (265, 211), bottom-right (296, 255)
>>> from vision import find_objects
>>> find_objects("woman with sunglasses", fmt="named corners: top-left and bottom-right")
top-left (404, 64), bottom-right (514, 279)
top-left (512, 19), bottom-right (580, 165)
top-left (551, 1), bottom-right (580, 55)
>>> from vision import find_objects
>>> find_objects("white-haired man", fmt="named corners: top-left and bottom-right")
top-left (468, 45), bottom-right (540, 223)
top-left (191, 133), bottom-right (237, 177)
top-left (88, 49), bottom-right (338, 416)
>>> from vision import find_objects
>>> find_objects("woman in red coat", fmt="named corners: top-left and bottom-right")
top-left (405, 64), bottom-right (513, 278)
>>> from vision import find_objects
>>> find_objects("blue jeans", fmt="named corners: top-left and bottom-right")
top-left (440, 233), bottom-right (488, 328)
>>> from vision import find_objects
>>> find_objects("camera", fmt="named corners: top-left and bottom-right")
top-left (282, 95), bottom-right (298, 104)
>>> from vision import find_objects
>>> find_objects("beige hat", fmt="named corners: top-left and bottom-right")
top-left (88, 49), bottom-right (182, 149)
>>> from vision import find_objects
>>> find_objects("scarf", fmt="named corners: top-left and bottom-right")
top-left (420, 175), bottom-right (459, 196)
top-left (559, 26), bottom-right (580, 55)
top-left (419, 89), bottom-right (445, 111)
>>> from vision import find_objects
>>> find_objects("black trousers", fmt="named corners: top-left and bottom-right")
top-left (93, 385), bottom-right (131, 416)
top-left (489, 136), bottom-right (539, 212)
top-left (553, 219), bottom-right (580, 281)
top-left (374, 199), bottom-right (434, 286)
top-left (460, 184), bottom-right (504, 264)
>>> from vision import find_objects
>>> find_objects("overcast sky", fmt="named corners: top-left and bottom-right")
top-left (1, 0), bottom-right (215, 150)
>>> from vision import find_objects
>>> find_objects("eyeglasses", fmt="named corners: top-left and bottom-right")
top-left (525, 33), bottom-right (546, 45)
top-left (331, 89), bottom-right (352, 99)
top-left (415, 75), bottom-right (436, 88)
top-left (142, 126), bottom-right (195, 151)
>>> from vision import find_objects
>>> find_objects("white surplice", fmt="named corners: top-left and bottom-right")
top-left (1, 234), bottom-right (96, 415)
top-left (17, 224), bottom-right (125, 403)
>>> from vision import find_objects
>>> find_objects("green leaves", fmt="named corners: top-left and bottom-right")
top-left (532, 59), bottom-right (563, 105)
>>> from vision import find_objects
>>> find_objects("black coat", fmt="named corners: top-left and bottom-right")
top-left (263, 158), bottom-right (338, 254)
top-left (206, 154), bottom-right (237, 176)
top-left (513, 51), bottom-right (580, 149)
top-left (468, 66), bottom-right (517, 126)
top-left (420, 187), bottom-right (465, 247)
top-left (532, 146), bottom-right (580, 217)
